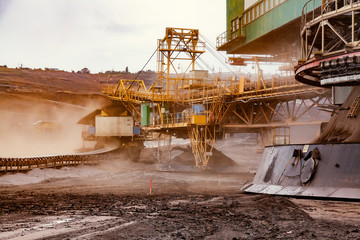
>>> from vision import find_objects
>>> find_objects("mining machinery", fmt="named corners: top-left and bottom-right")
top-left (96, 27), bottom-right (329, 169)
top-left (244, 0), bottom-right (360, 199)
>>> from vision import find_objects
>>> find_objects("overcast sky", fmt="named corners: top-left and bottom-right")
top-left (0, 0), bottom-right (229, 73)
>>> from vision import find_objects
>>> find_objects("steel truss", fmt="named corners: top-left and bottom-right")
top-left (225, 95), bottom-right (331, 145)
top-left (229, 96), bottom-right (330, 126)
top-left (301, 0), bottom-right (360, 61)
top-left (153, 133), bottom-right (172, 163)
top-left (188, 124), bottom-right (216, 168)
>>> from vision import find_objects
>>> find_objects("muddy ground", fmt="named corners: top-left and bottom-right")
top-left (0, 158), bottom-right (359, 240)
top-left (0, 68), bottom-right (358, 239)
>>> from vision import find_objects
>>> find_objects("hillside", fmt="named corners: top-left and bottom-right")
top-left (0, 67), bottom-right (156, 156)
top-left (0, 66), bottom-right (156, 94)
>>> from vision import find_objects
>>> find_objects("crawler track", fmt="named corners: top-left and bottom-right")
top-left (0, 146), bottom-right (121, 174)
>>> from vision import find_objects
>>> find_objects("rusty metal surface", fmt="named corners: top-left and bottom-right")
top-left (243, 143), bottom-right (360, 199)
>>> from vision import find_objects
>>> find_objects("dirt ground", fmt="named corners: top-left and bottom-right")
top-left (0, 67), bottom-right (359, 239)
top-left (0, 158), bottom-right (359, 240)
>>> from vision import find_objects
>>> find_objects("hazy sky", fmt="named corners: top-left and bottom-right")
top-left (0, 0), bottom-right (228, 73)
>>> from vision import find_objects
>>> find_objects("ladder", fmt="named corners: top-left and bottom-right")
top-left (347, 96), bottom-right (360, 118)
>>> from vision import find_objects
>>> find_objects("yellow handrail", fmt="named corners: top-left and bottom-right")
top-left (102, 76), bottom-right (317, 105)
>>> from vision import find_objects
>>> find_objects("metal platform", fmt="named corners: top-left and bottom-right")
top-left (217, 0), bottom-right (323, 56)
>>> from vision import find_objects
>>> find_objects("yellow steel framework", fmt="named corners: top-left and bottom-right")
top-left (188, 125), bottom-right (216, 167)
top-left (102, 75), bottom-right (324, 107)
top-left (156, 28), bottom-right (205, 98)
top-left (101, 27), bottom-right (330, 168)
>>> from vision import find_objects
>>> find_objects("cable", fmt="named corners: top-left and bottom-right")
top-left (126, 45), bottom-right (159, 91)
top-left (200, 33), bottom-right (246, 72)
top-left (199, 33), bottom-right (249, 75)
top-left (134, 46), bottom-right (159, 81)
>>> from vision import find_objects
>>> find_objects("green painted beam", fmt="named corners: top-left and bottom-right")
top-left (243, 0), bottom-right (322, 45)
top-left (226, 0), bottom-right (244, 31)
top-left (222, 0), bottom-right (323, 53)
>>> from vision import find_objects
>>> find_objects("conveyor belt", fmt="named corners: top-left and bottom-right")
top-left (0, 145), bottom-right (121, 174)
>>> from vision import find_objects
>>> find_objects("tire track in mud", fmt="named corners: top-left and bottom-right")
top-left (0, 215), bottom-right (126, 240)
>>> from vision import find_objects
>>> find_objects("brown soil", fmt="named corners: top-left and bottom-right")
top-left (0, 164), bottom-right (359, 240)
top-left (171, 146), bottom-right (238, 168)
top-left (0, 67), bottom-right (359, 239)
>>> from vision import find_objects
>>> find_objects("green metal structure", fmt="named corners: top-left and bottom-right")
top-left (218, 0), bottom-right (323, 57)
top-left (226, 0), bottom-right (245, 31)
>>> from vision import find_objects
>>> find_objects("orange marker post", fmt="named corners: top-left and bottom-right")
top-left (218, 174), bottom-right (221, 186)
top-left (149, 180), bottom-right (152, 195)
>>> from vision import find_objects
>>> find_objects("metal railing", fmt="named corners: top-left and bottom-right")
top-left (302, 0), bottom-right (360, 28)
top-left (233, 75), bottom-right (309, 101)
top-left (102, 74), bottom-right (317, 103)
top-left (159, 41), bottom-right (206, 52)
top-left (216, 28), bottom-right (243, 48)
top-left (148, 112), bottom-right (193, 128)
top-left (301, 0), bottom-right (360, 60)
top-left (216, 0), bottom-right (289, 49)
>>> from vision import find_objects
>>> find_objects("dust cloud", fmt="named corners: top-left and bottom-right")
top-left (0, 166), bottom-right (107, 185)
top-left (0, 134), bottom-right (259, 192)
top-left (0, 94), bottom-right (89, 157)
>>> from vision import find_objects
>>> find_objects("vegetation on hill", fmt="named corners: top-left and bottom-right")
top-left (0, 66), bottom-right (157, 94)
